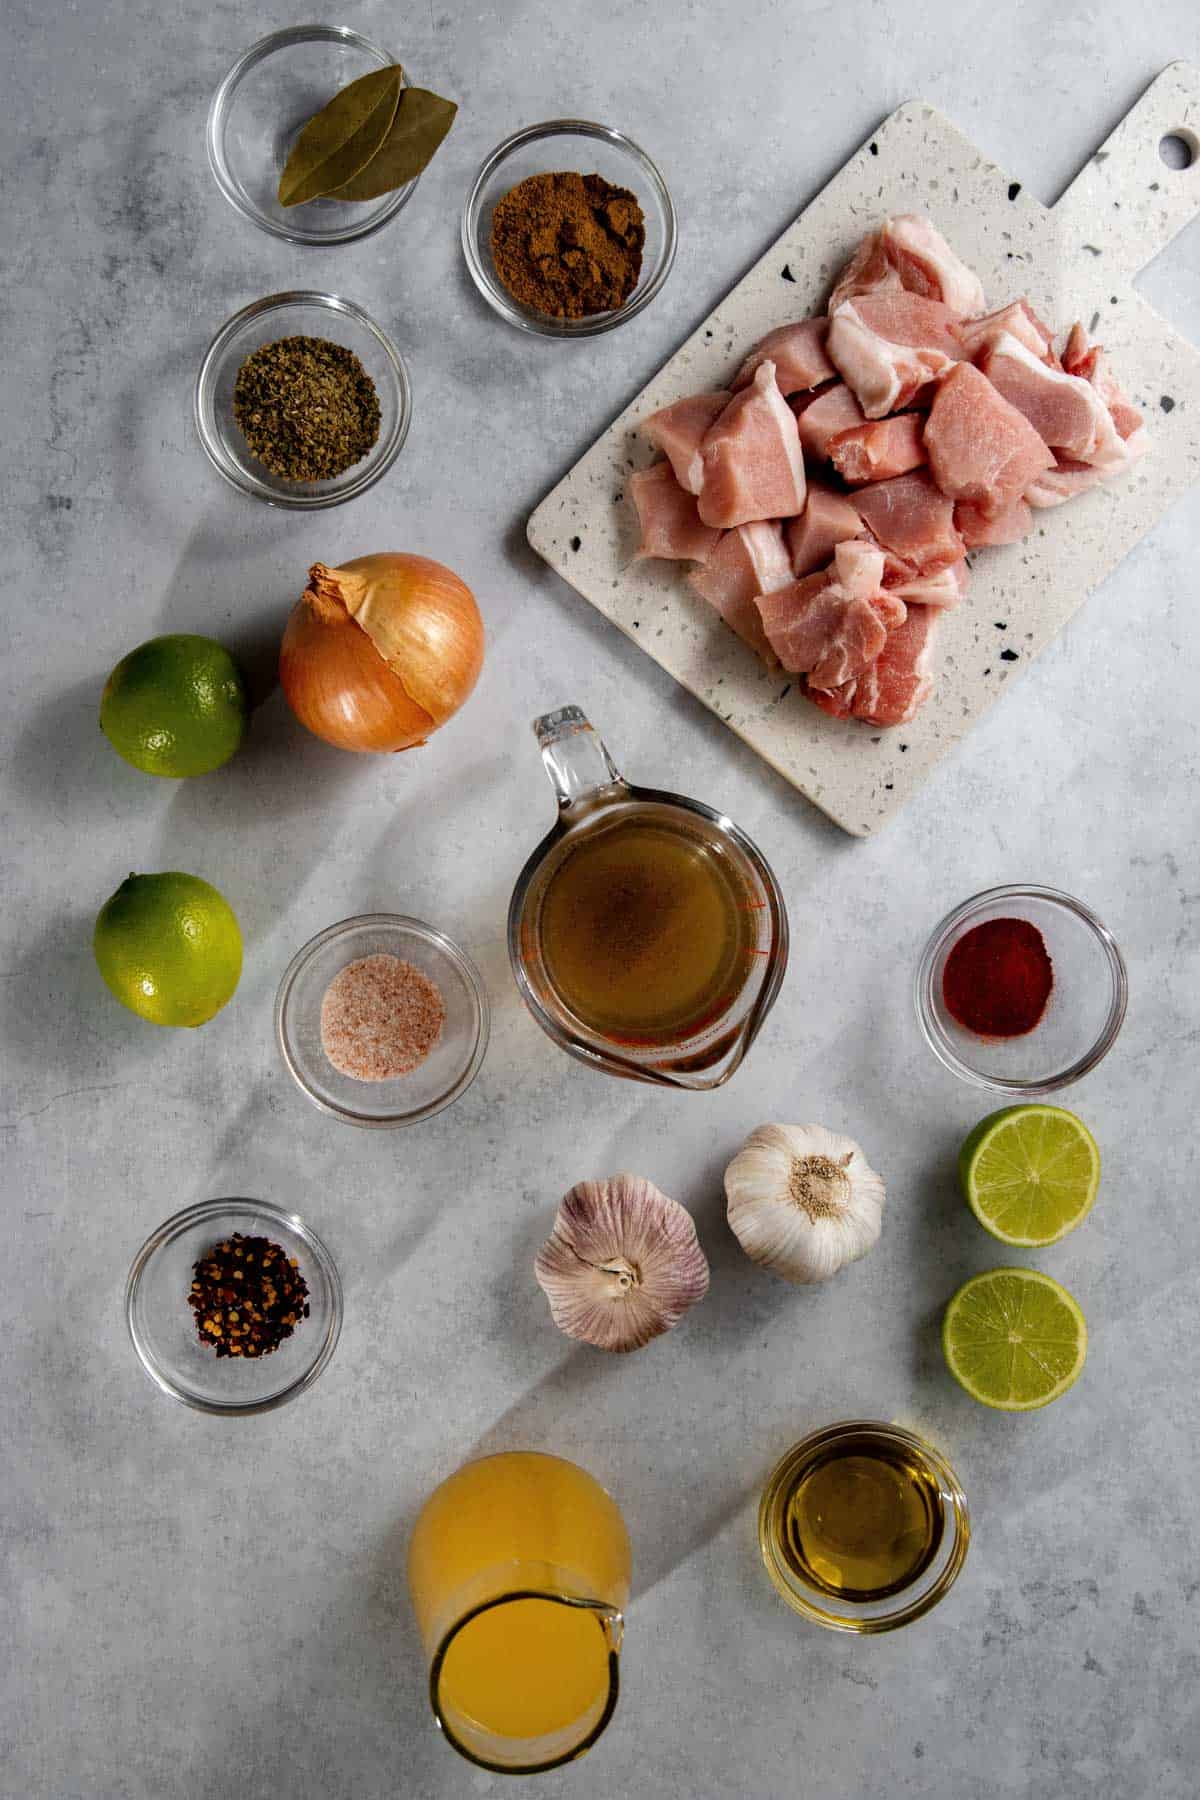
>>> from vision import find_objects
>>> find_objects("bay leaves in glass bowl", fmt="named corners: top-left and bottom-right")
top-left (278, 63), bottom-right (403, 208)
top-left (326, 88), bottom-right (457, 201)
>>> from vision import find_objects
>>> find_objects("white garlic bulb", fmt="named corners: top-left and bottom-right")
top-left (535, 1174), bottom-right (710, 1352)
top-left (724, 1124), bottom-right (884, 1284)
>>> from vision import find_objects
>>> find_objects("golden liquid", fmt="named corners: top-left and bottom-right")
top-left (781, 1436), bottom-right (945, 1602)
top-left (537, 817), bottom-right (755, 1042)
top-left (408, 1453), bottom-right (631, 1748)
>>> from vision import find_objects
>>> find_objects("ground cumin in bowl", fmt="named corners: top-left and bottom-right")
top-left (462, 119), bottom-right (676, 337)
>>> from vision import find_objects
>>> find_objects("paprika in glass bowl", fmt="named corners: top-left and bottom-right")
top-left (461, 120), bottom-right (677, 337)
top-left (915, 885), bottom-right (1127, 1096)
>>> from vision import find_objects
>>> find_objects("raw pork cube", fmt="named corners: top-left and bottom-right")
top-left (829, 414), bottom-right (927, 484)
top-left (698, 362), bottom-right (807, 528)
top-left (852, 470), bottom-right (964, 574)
top-left (884, 559), bottom-right (968, 608)
top-left (828, 215), bottom-right (985, 314)
top-left (756, 542), bottom-right (905, 688)
top-left (1024, 457), bottom-right (1109, 509)
top-left (828, 292), bottom-right (963, 417)
top-left (630, 463), bottom-right (721, 561)
top-left (1062, 324), bottom-right (1147, 448)
top-left (924, 362), bottom-right (1054, 514)
top-left (734, 320), bottom-right (836, 396)
top-left (979, 333), bottom-right (1127, 469)
top-left (809, 603), bottom-right (940, 727)
top-left (785, 482), bottom-right (865, 575)
top-left (687, 523), bottom-right (791, 666)
top-left (954, 299), bottom-right (1056, 364)
top-left (954, 495), bottom-right (1033, 546)
top-left (792, 384), bottom-right (866, 459)
top-left (642, 392), bottom-right (731, 494)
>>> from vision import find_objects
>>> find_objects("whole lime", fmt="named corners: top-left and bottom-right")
top-left (100, 634), bottom-right (248, 777)
top-left (93, 872), bottom-right (243, 1028)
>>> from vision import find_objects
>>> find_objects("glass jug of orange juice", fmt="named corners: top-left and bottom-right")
top-left (408, 1451), bottom-right (631, 1774)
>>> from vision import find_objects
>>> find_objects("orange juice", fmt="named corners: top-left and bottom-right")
top-left (408, 1452), bottom-right (631, 1770)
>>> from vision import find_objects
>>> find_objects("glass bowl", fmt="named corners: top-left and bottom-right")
top-left (126, 1197), bottom-right (342, 1415)
top-left (915, 884), bottom-right (1127, 1095)
top-left (194, 291), bottom-right (411, 508)
top-left (758, 1422), bottom-right (970, 1634)
top-left (207, 24), bottom-right (418, 245)
top-left (461, 120), bottom-right (677, 337)
top-left (275, 914), bottom-right (490, 1128)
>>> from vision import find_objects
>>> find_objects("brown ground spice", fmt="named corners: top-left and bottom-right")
top-left (489, 171), bottom-right (646, 319)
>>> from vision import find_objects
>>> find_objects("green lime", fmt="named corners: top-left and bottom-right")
top-left (959, 1105), bottom-right (1100, 1246)
top-left (93, 872), bottom-right (243, 1028)
top-left (942, 1267), bottom-right (1087, 1411)
top-left (100, 634), bottom-right (247, 777)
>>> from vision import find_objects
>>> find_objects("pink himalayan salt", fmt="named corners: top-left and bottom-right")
top-left (320, 954), bottom-right (445, 1082)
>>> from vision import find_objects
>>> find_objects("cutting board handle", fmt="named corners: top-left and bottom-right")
top-left (1053, 61), bottom-right (1200, 278)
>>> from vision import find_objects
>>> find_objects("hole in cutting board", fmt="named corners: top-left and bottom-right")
top-left (1158, 131), bottom-right (1198, 171)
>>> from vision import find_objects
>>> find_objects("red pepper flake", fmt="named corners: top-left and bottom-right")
top-left (942, 917), bottom-right (1053, 1039)
top-left (187, 1234), bottom-right (310, 1359)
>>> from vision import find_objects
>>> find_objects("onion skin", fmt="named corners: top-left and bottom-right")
top-left (279, 553), bottom-right (484, 753)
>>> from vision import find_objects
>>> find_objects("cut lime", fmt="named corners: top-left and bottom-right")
top-left (959, 1105), bottom-right (1099, 1247)
top-left (942, 1267), bottom-right (1087, 1411)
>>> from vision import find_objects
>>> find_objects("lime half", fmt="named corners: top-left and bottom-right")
top-left (942, 1267), bottom-right (1087, 1411)
top-left (959, 1105), bottom-right (1100, 1247)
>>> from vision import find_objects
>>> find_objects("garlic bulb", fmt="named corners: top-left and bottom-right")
top-left (724, 1124), bottom-right (884, 1284)
top-left (535, 1174), bottom-right (710, 1353)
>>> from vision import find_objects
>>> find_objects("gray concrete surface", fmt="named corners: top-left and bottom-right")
top-left (2, 3), bottom-right (1197, 1797)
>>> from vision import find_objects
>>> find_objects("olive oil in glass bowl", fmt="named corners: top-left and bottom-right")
top-left (758, 1422), bottom-right (969, 1632)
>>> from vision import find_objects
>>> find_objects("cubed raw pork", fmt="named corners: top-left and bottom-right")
top-left (697, 361), bottom-right (807, 528)
top-left (829, 413), bottom-right (928, 484)
top-left (954, 495), bottom-right (1033, 546)
top-left (828, 291), bottom-right (963, 417)
top-left (979, 332), bottom-right (1127, 470)
top-left (954, 299), bottom-right (1057, 364)
top-left (630, 463), bottom-right (722, 562)
top-left (924, 361), bottom-right (1054, 514)
top-left (1024, 457), bottom-right (1108, 509)
top-left (785, 481), bottom-right (865, 575)
top-left (808, 603), bottom-right (940, 726)
top-left (755, 542), bottom-right (906, 688)
top-left (792, 383), bottom-right (866, 459)
top-left (1062, 324), bottom-right (1146, 447)
top-left (687, 523), bottom-right (790, 666)
top-left (828, 215), bottom-right (985, 314)
top-left (884, 559), bottom-right (968, 608)
top-left (642, 392), bottom-right (731, 494)
top-left (852, 470), bottom-right (964, 574)
top-left (733, 320), bottom-right (835, 396)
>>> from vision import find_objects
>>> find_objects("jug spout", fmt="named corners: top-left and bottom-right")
top-left (534, 706), bottom-right (626, 810)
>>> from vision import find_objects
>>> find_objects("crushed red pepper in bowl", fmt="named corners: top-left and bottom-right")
top-left (187, 1233), bottom-right (310, 1358)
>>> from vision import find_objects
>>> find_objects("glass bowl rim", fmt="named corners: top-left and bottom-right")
top-left (914, 882), bottom-right (1128, 1096)
top-left (193, 289), bottom-right (412, 510)
top-left (460, 118), bottom-right (678, 338)
top-left (758, 1420), bottom-right (971, 1634)
top-left (125, 1195), bottom-right (343, 1416)
top-left (274, 912), bottom-right (491, 1128)
top-left (206, 23), bottom-right (418, 246)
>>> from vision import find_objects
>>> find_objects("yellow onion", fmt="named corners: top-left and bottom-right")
top-left (280, 553), bottom-right (484, 752)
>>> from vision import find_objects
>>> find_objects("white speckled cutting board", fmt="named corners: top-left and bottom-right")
top-left (528, 64), bottom-right (1200, 836)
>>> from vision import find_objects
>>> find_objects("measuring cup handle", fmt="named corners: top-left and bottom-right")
top-left (533, 707), bottom-right (627, 810)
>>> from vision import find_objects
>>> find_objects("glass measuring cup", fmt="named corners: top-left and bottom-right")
top-left (409, 1451), bottom-right (631, 1774)
top-left (508, 707), bottom-right (788, 1088)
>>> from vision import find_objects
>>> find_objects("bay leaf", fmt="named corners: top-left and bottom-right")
top-left (278, 65), bottom-right (403, 208)
top-left (325, 88), bottom-right (458, 202)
